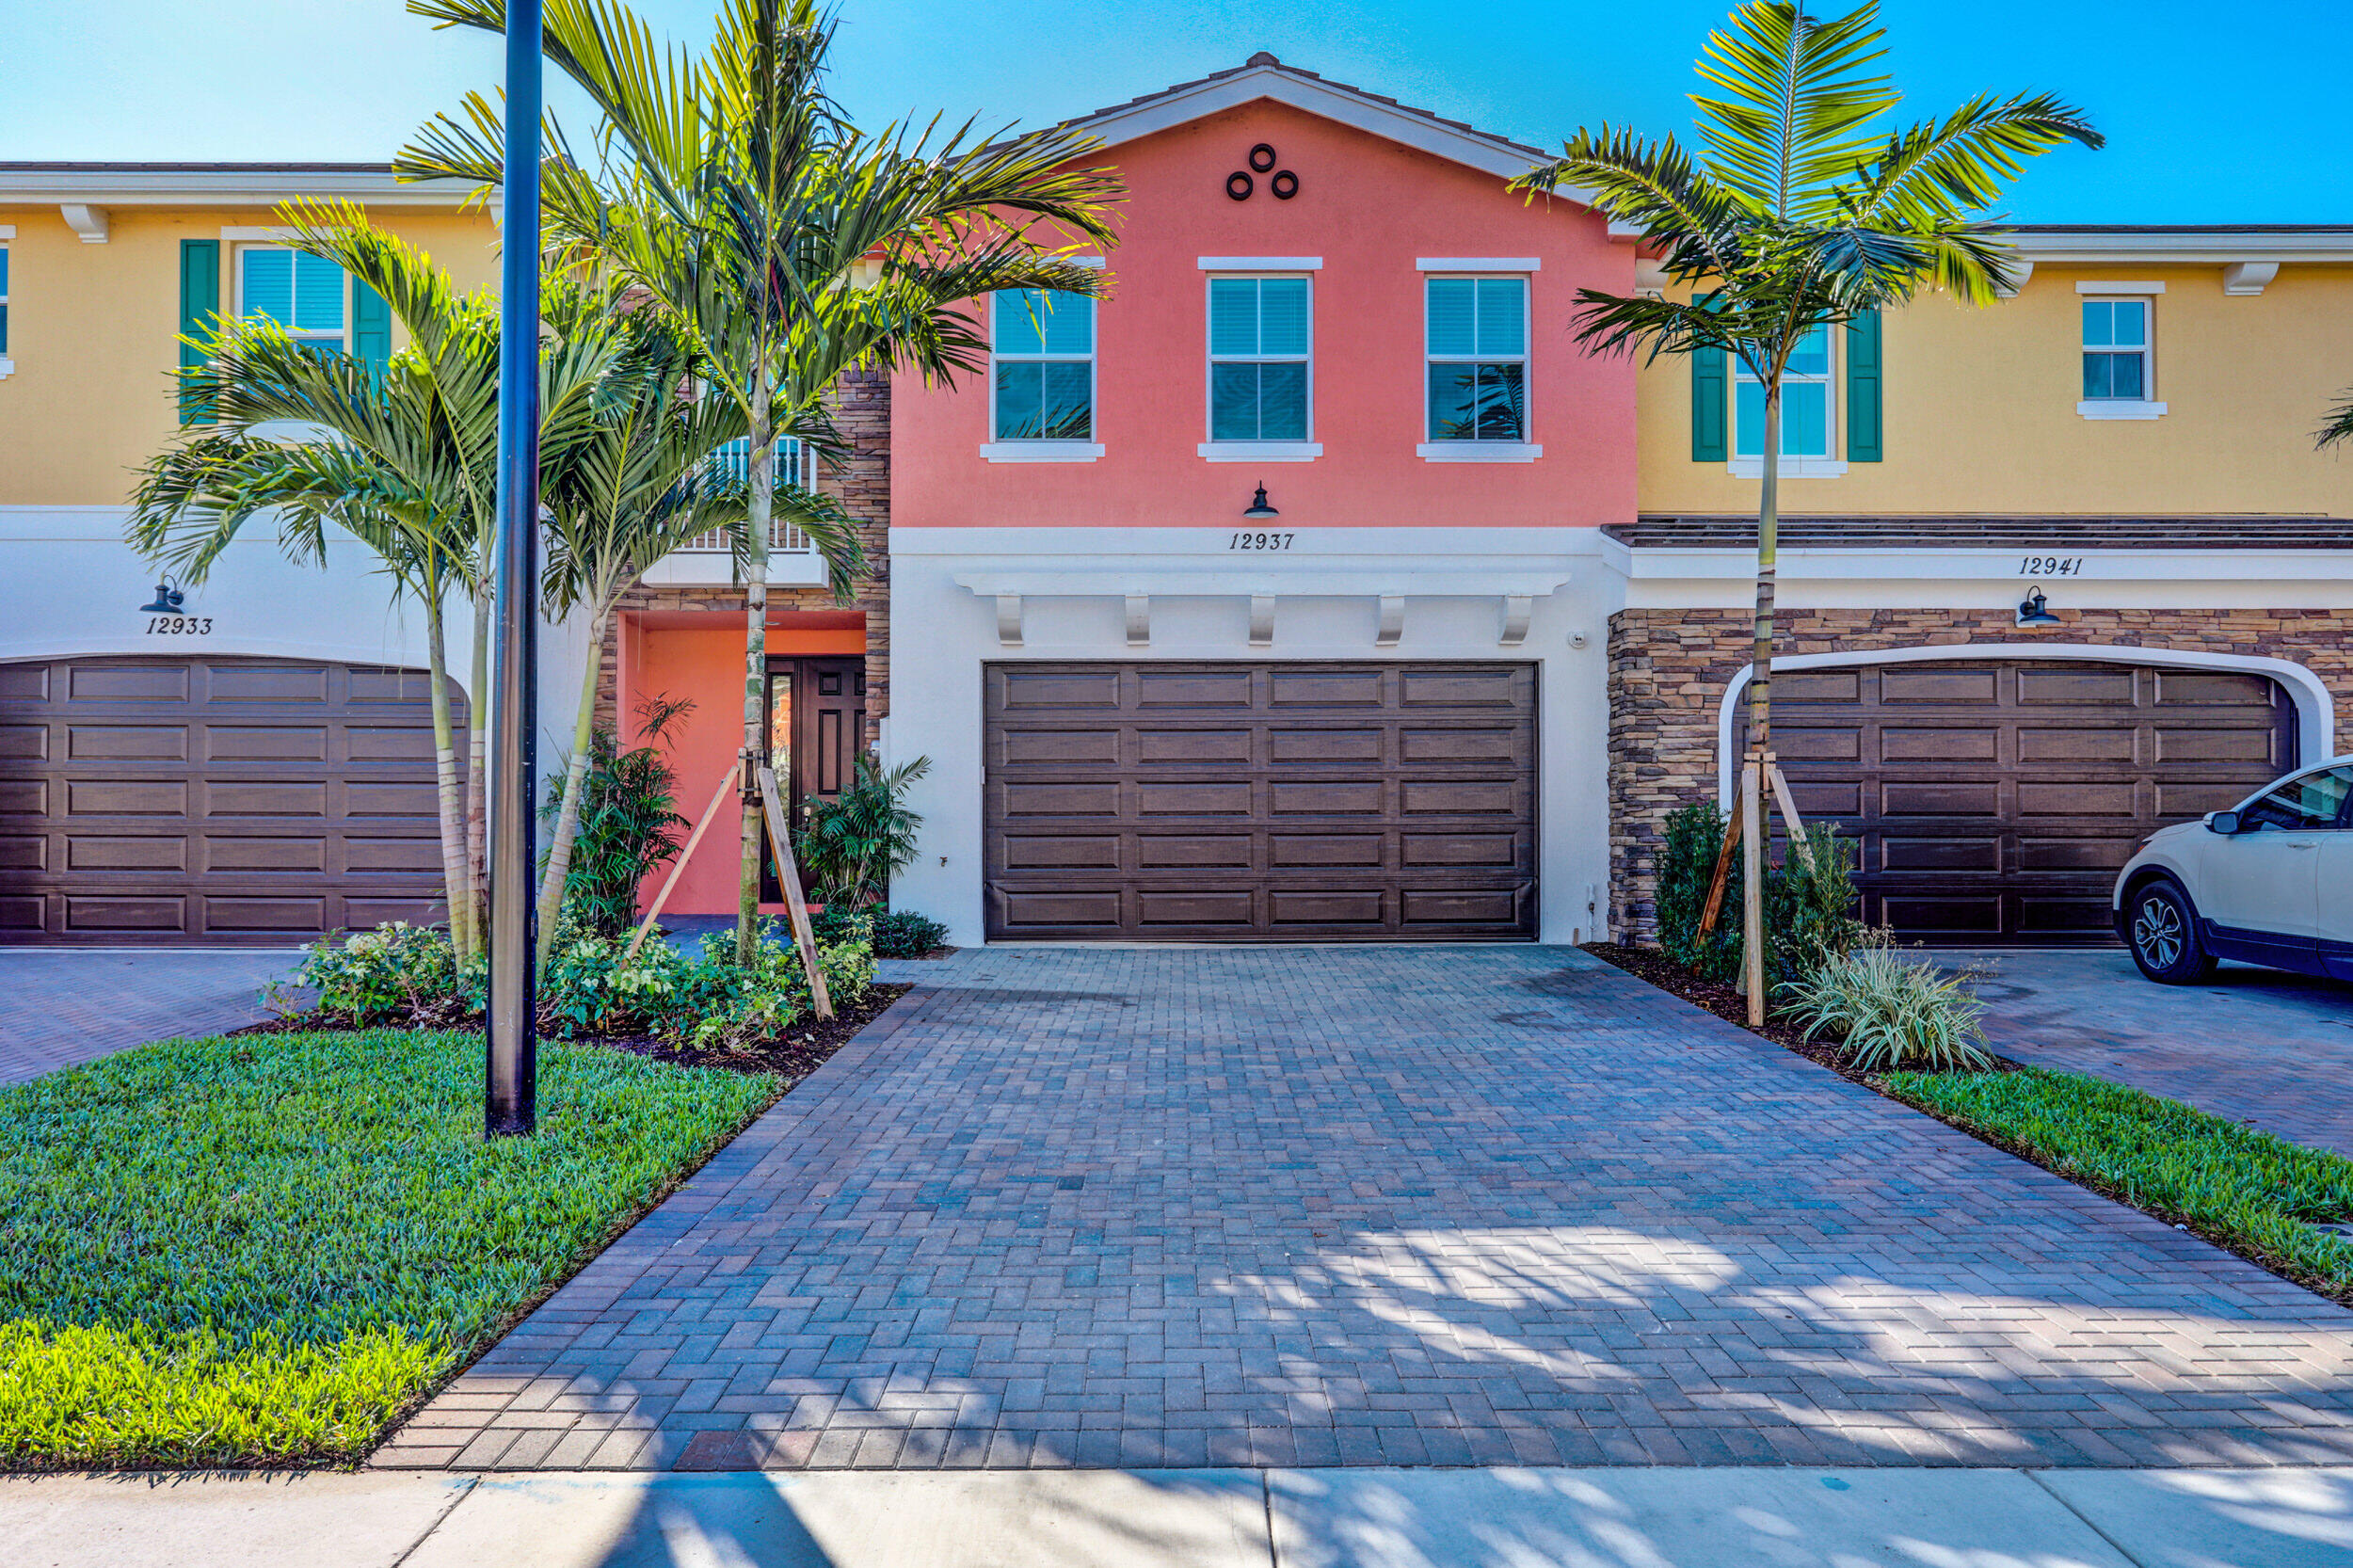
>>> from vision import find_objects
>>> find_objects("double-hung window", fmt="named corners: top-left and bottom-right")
top-left (1204, 275), bottom-right (1314, 456)
top-left (987, 288), bottom-right (1097, 458)
top-left (2080, 296), bottom-right (2163, 418)
top-left (238, 246), bottom-right (349, 353)
top-left (1734, 323), bottom-right (1840, 474)
top-left (1424, 277), bottom-right (1528, 446)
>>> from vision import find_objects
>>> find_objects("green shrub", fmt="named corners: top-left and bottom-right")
top-left (1777, 943), bottom-right (1995, 1072)
top-left (799, 753), bottom-right (932, 908)
top-left (0, 1029), bottom-right (773, 1465)
top-left (283, 913), bottom-right (872, 1046)
top-left (545, 695), bottom-right (693, 939)
top-left (813, 904), bottom-right (948, 957)
top-left (1656, 800), bottom-right (1865, 987)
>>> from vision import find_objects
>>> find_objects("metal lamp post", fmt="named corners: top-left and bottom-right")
top-left (486, 0), bottom-right (543, 1137)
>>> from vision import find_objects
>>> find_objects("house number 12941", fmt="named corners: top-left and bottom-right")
top-left (2019, 555), bottom-right (2083, 577)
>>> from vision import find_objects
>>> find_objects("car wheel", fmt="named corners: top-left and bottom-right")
top-left (2127, 877), bottom-right (2216, 984)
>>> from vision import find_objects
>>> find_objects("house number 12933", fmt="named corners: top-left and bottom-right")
top-left (2018, 556), bottom-right (2083, 577)
top-left (1228, 532), bottom-right (1293, 551)
top-left (147, 616), bottom-right (214, 634)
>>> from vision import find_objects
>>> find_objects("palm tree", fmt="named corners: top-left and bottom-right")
top-left (1513, 0), bottom-right (2098, 1014)
top-left (129, 207), bottom-right (613, 958)
top-left (398, 0), bottom-right (1123, 963)
top-left (530, 281), bottom-right (858, 969)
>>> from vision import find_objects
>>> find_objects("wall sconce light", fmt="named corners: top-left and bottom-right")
top-left (2016, 587), bottom-right (2060, 628)
top-left (139, 578), bottom-right (185, 615)
top-left (1241, 484), bottom-right (1279, 520)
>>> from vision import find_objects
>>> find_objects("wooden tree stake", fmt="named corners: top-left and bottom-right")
top-left (1740, 760), bottom-right (1767, 1026)
top-left (623, 760), bottom-right (740, 965)
top-left (1768, 761), bottom-right (1817, 874)
top-left (1695, 784), bottom-right (1745, 940)
top-left (758, 765), bottom-right (833, 1019)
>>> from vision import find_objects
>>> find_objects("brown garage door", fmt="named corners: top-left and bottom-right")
top-left (984, 662), bottom-right (1537, 941)
top-left (1759, 659), bottom-right (2296, 943)
top-left (0, 656), bottom-right (460, 945)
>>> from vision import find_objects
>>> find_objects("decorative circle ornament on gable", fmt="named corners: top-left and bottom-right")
top-left (1225, 146), bottom-right (1300, 201)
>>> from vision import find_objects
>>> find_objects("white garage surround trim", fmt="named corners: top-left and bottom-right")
top-left (1710, 643), bottom-right (2337, 810)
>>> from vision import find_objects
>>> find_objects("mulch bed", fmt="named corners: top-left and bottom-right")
top-left (235, 983), bottom-right (914, 1081)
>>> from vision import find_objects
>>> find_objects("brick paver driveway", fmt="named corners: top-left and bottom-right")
top-left (0, 948), bottom-right (299, 1086)
top-left (1937, 946), bottom-right (2353, 1160)
top-left (383, 946), bottom-right (2353, 1473)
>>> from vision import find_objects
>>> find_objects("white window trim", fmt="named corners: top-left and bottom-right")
top-left (1727, 456), bottom-right (1849, 478)
top-left (234, 243), bottom-right (351, 351)
top-left (1423, 272), bottom-right (1531, 447)
top-left (2079, 294), bottom-right (2157, 417)
top-left (1198, 440), bottom-right (1321, 461)
top-left (0, 228), bottom-right (11, 380)
top-left (982, 440), bottom-right (1105, 462)
top-left (1418, 442), bottom-right (1541, 462)
top-left (1202, 273), bottom-right (1315, 456)
top-left (985, 288), bottom-right (1098, 457)
top-left (1731, 330), bottom-right (1837, 472)
top-left (1416, 257), bottom-right (1540, 272)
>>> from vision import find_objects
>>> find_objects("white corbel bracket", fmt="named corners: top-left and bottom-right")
top-left (60, 203), bottom-right (108, 244)
top-left (1248, 594), bottom-right (1275, 648)
top-left (1499, 595), bottom-right (1533, 648)
top-left (1993, 260), bottom-right (2032, 297)
top-left (995, 594), bottom-right (1023, 648)
top-left (1125, 594), bottom-right (1149, 648)
top-left (2222, 262), bottom-right (2280, 296)
top-left (1374, 594), bottom-right (1405, 648)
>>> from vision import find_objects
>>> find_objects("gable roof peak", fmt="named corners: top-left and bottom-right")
top-left (1246, 51), bottom-right (1280, 67)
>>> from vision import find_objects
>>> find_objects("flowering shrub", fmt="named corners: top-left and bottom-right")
top-left (279, 916), bottom-right (871, 1048)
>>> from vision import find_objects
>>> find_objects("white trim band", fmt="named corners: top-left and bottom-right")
top-left (1416, 257), bottom-right (1540, 272)
top-left (1198, 441), bottom-right (1321, 462)
top-left (1417, 442), bottom-right (1542, 463)
top-left (979, 442), bottom-right (1105, 463)
top-left (2078, 401), bottom-right (2167, 420)
top-left (2075, 280), bottom-right (2167, 295)
top-left (1197, 256), bottom-right (1321, 270)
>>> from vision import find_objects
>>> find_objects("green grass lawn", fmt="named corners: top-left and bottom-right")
top-left (1883, 1065), bottom-right (2353, 1302)
top-left (0, 1030), bottom-right (776, 1468)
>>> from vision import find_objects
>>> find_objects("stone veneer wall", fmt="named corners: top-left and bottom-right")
top-left (1607, 606), bottom-right (2353, 942)
top-left (594, 368), bottom-right (891, 746)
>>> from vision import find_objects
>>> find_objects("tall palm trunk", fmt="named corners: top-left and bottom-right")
top-left (424, 591), bottom-right (473, 954)
top-left (736, 380), bottom-right (773, 968)
top-left (535, 602), bottom-right (611, 970)
top-left (466, 578), bottom-right (491, 957)
top-left (1742, 388), bottom-right (1782, 1020)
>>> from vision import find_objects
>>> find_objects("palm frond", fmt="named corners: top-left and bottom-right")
top-left (1689, 0), bottom-right (1898, 219)
top-left (2319, 387), bottom-right (2353, 450)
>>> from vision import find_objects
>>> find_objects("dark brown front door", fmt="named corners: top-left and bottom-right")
top-left (0, 656), bottom-right (458, 945)
top-left (1758, 658), bottom-right (2297, 942)
top-left (983, 661), bottom-right (1538, 941)
top-left (760, 657), bottom-right (866, 901)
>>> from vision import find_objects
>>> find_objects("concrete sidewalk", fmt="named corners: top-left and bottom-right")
top-left (7, 1464), bottom-right (2349, 1567)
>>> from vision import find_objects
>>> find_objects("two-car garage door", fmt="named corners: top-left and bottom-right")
top-left (1767, 658), bottom-right (2297, 943)
top-left (1, 656), bottom-right (456, 944)
top-left (984, 662), bottom-right (1537, 941)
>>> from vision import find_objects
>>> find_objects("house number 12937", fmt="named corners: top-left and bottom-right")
top-left (2018, 556), bottom-right (2083, 576)
top-left (1228, 532), bottom-right (1293, 551)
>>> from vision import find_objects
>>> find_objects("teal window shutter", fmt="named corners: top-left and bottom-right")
top-left (1690, 343), bottom-right (1727, 462)
top-left (1846, 308), bottom-right (1882, 461)
top-left (178, 239), bottom-right (220, 424)
top-left (353, 279), bottom-right (392, 372)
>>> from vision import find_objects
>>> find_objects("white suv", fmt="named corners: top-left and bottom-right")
top-left (2112, 757), bottom-right (2353, 984)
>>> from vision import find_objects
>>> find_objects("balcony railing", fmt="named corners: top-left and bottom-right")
top-left (677, 438), bottom-right (817, 554)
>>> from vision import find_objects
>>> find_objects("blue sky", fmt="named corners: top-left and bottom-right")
top-left (6, 0), bottom-right (2347, 224)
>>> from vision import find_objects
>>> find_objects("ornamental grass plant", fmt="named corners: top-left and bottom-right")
top-left (0, 1030), bottom-right (774, 1467)
top-left (1776, 941), bottom-right (1996, 1072)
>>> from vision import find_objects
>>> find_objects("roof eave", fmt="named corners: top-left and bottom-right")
top-left (2010, 229), bottom-right (2353, 264)
top-left (1060, 61), bottom-right (1598, 208)
top-left (0, 168), bottom-right (486, 208)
